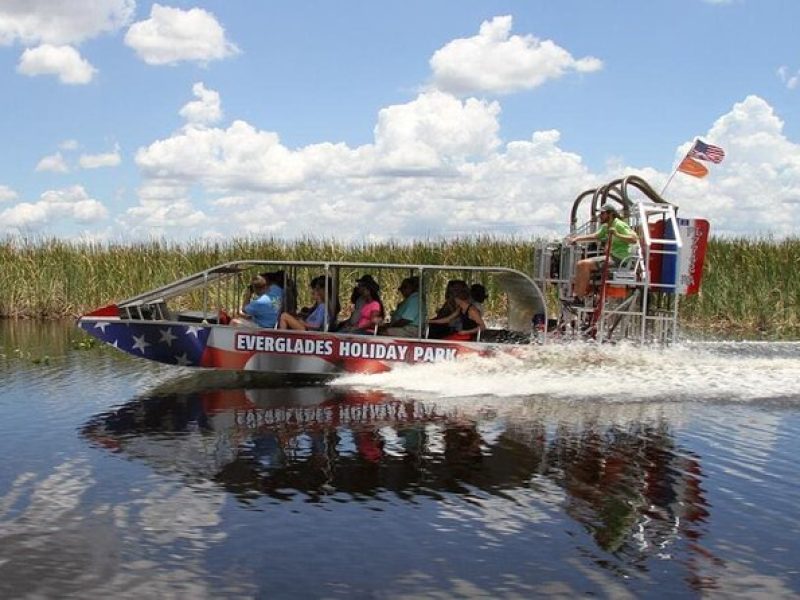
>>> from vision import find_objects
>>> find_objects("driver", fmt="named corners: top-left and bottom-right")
top-left (566, 204), bottom-right (638, 304)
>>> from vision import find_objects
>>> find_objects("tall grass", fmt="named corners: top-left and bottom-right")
top-left (1, 236), bottom-right (797, 336)
top-left (680, 237), bottom-right (800, 337)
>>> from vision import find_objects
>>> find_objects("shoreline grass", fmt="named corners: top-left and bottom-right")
top-left (1, 236), bottom-right (798, 338)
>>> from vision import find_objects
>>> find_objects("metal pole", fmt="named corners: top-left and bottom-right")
top-left (660, 138), bottom-right (696, 197)
top-left (659, 168), bottom-right (679, 197)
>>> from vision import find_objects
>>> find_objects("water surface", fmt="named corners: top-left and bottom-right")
top-left (1, 321), bottom-right (799, 598)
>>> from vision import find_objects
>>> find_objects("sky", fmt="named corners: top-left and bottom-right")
top-left (1, 0), bottom-right (799, 242)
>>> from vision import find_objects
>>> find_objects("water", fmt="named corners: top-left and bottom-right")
top-left (1, 321), bottom-right (800, 598)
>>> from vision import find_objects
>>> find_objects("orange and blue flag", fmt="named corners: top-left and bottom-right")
top-left (677, 156), bottom-right (708, 178)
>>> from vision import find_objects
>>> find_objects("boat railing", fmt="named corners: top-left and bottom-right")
top-left (114, 260), bottom-right (549, 345)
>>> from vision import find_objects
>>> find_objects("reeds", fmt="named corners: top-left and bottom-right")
top-left (680, 237), bottom-right (800, 337)
top-left (1, 236), bottom-right (797, 337)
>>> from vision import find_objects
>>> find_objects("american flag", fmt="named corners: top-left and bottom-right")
top-left (688, 139), bottom-right (725, 164)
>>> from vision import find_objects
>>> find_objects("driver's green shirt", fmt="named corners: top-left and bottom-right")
top-left (597, 218), bottom-right (636, 260)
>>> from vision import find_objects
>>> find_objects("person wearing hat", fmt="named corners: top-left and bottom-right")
top-left (338, 274), bottom-right (385, 333)
top-left (566, 204), bottom-right (639, 302)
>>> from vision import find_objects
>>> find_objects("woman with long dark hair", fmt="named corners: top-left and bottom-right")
top-left (428, 283), bottom-right (485, 340)
top-left (427, 279), bottom-right (465, 338)
top-left (339, 274), bottom-right (384, 334)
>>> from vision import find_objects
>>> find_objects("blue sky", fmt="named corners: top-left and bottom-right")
top-left (1, 0), bottom-right (799, 241)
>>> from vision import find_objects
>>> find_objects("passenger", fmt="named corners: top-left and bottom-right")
top-left (428, 286), bottom-right (486, 341)
top-left (339, 275), bottom-right (384, 334)
top-left (295, 275), bottom-right (327, 319)
top-left (230, 274), bottom-right (283, 328)
top-left (379, 276), bottom-right (421, 338)
top-left (278, 276), bottom-right (334, 331)
top-left (566, 204), bottom-right (639, 303)
top-left (427, 279), bottom-right (467, 338)
top-left (469, 283), bottom-right (487, 316)
top-left (261, 270), bottom-right (295, 314)
top-left (334, 284), bottom-right (365, 331)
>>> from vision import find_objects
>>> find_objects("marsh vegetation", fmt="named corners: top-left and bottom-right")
top-left (1, 237), bottom-right (797, 337)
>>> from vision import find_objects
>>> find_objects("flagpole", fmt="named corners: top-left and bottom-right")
top-left (659, 169), bottom-right (679, 198)
top-left (660, 137), bottom-right (696, 198)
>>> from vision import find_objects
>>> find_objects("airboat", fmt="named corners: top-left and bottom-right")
top-left (77, 176), bottom-right (709, 375)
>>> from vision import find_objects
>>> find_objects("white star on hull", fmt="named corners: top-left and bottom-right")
top-left (159, 327), bottom-right (178, 346)
top-left (132, 334), bottom-right (150, 353)
top-left (185, 325), bottom-right (203, 337)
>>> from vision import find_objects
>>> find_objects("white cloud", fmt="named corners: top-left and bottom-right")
top-left (35, 152), bottom-right (69, 173)
top-left (0, 185), bottom-right (108, 232)
top-left (60, 139), bottom-right (79, 150)
top-left (118, 182), bottom-right (208, 234)
top-left (123, 199), bottom-right (208, 230)
top-left (124, 4), bottom-right (239, 66)
top-left (777, 65), bottom-right (799, 90)
top-left (129, 86), bottom-right (591, 239)
top-left (430, 15), bottom-right (602, 95)
top-left (374, 90), bottom-right (501, 173)
top-left (124, 84), bottom-right (800, 241)
top-left (179, 82), bottom-right (223, 125)
top-left (135, 90), bottom-right (502, 191)
top-left (211, 195), bottom-right (249, 208)
top-left (0, 185), bottom-right (18, 202)
top-left (79, 145), bottom-right (122, 169)
top-left (0, 0), bottom-right (134, 46)
top-left (136, 120), bottom-right (308, 191)
top-left (17, 44), bottom-right (96, 84)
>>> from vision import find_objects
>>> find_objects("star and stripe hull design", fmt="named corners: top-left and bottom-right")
top-left (77, 317), bottom-right (505, 375)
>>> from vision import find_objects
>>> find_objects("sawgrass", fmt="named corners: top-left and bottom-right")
top-left (679, 236), bottom-right (800, 337)
top-left (1, 236), bottom-right (797, 337)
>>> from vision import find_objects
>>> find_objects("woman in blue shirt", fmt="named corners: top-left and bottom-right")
top-left (279, 276), bottom-right (334, 331)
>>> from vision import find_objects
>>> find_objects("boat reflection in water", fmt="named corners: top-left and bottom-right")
top-left (82, 375), bottom-right (710, 561)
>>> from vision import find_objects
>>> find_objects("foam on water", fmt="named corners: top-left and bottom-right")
top-left (333, 341), bottom-right (800, 403)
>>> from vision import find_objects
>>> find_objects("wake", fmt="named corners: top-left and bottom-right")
top-left (333, 341), bottom-right (800, 403)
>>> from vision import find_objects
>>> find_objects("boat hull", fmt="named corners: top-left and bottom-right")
top-left (77, 318), bottom-right (512, 375)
